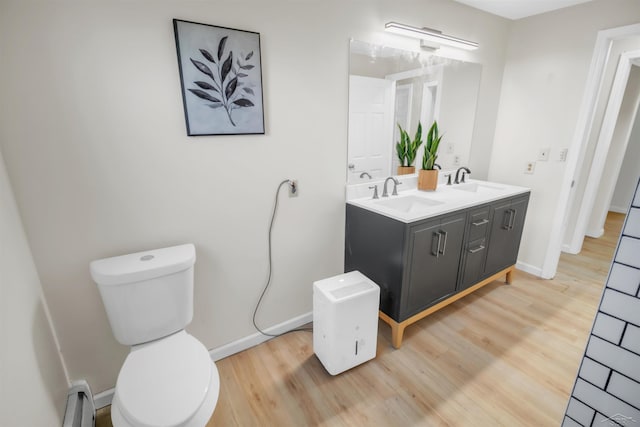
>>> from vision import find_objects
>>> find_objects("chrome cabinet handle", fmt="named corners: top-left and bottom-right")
top-left (348, 163), bottom-right (355, 170)
top-left (502, 209), bottom-right (516, 230)
top-left (439, 231), bottom-right (448, 256)
top-left (472, 218), bottom-right (489, 226)
top-left (469, 245), bottom-right (485, 254)
top-left (432, 232), bottom-right (442, 257)
top-left (508, 209), bottom-right (516, 230)
top-left (502, 209), bottom-right (511, 230)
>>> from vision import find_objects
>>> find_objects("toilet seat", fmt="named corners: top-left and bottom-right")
top-left (112, 331), bottom-right (219, 427)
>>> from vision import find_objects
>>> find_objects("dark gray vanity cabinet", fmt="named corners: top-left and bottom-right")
top-left (345, 191), bottom-right (530, 347)
top-left (345, 205), bottom-right (465, 322)
top-left (344, 204), bottom-right (406, 320)
top-left (405, 213), bottom-right (466, 316)
top-left (459, 206), bottom-right (492, 290)
top-left (484, 195), bottom-right (529, 276)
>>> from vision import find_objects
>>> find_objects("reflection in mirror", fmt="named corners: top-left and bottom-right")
top-left (347, 40), bottom-right (482, 184)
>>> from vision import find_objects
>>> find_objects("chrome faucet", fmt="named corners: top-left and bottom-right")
top-left (369, 185), bottom-right (379, 199)
top-left (382, 177), bottom-right (402, 197)
top-left (454, 167), bottom-right (471, 184)
top-left (359, 171), bottom-right (372, 179)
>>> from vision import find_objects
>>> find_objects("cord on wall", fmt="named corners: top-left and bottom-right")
top-left (252, 179), bottom-right (312, 337)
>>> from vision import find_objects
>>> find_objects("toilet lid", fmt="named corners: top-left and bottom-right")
top-left (116, 332), bottom-right (213, 427)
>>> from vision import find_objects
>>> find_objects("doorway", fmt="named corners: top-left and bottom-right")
top-left (542, 24), bottom-right (640, 279)
top-left (564, 52), bottom-right (640, 254)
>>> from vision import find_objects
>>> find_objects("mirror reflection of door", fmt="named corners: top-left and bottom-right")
top-left (347, 75), bottom-right (395, 181)
top-left (417, 82), bottom-right (439, 169)
top-left (392, 84), bottom-right (413, 172)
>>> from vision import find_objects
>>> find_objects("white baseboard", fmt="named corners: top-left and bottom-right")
top-left (209, 311), bottom-right (313, 361)
top-left (94, 389), bottom-right (114, 409)
top-left (92, 311), bottom-right (313, 409)
top-left (516, 260), bottom-right (543, 278)
top-left (585, 228), bottom-right (604, 238)
top-left (609, 205), bottom-right (628, 214)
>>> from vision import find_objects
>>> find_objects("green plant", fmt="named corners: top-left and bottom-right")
top-left (395, 122), bottom-right (423, 167)
top-left (422, 120), bottom-right (442, 170)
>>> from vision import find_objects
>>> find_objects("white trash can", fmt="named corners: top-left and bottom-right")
top-left (313, 270), bottom-right (380, 375)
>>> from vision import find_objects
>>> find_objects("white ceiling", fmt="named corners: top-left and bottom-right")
top-left (451, 0), bottom-right (596, 20)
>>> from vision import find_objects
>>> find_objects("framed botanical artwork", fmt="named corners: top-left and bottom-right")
top-left (173, 19), bottom-right (265, 136)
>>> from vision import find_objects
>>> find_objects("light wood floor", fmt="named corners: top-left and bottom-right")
top-left (98, 212), bottom-right (626, 427)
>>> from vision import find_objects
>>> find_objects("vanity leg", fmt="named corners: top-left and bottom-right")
top-left (391, 323), bottom-right (405, 349)
top-left (505, 267), bottom-right (514, 284)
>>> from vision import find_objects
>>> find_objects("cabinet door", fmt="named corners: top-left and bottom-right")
top-left (405, 214), bottom-right (465, 317)
top-left (485, 196), bottom-right (529, 275)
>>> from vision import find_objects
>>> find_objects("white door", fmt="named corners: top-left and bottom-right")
top-left (348, 75), bottom-right (395, 182)
top-left (392, 84), bottom-right (413, 172)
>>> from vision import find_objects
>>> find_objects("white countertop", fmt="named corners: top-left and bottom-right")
top-left (347, 179), bottom-right (530, 223)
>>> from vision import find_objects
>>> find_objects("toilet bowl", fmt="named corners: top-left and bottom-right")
top-left (110, 331), bottom-right (219, 427)
top-left (90, 244), bottom-right (219, 427)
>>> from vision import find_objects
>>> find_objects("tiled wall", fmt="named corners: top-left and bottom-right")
top-left (564, 178), bottom-right (640, 427)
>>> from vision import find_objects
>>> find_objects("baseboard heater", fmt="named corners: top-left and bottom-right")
top-left (63, 380), bottom-right (95, 427)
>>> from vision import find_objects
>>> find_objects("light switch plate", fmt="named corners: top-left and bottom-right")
top-left (558, 148), bottom-right (568, 162)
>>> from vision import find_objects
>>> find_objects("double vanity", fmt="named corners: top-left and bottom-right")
top-left (345, 177), bottom-right (530, 348)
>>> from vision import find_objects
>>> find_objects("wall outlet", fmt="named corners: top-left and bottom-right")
top-left (453, 155), bottom-right (461, 166)
top-left (288, 180), bottom-right (298, 197)
top-left (524, 161), bottom-right (536, 174)
top-left (538, 147), bottom-right (550, 161)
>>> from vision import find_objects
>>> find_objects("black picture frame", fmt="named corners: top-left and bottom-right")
top-left (173, 19), bottom-right (265, 136)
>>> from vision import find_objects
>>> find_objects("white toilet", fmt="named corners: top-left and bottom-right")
top-left (90, 244), bottom-right (219, 427)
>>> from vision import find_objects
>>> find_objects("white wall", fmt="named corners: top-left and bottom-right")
top-left (0, 149), bottom-right (69, 425)
top-left (488, 0), bottom-right (640, 276)
top-left (0, 0), bottom-right (511, 393)
top-left (611, 94), bottom-right (640, 212)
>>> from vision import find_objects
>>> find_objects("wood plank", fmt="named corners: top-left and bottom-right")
top-left (379, 265), bottom-right (515, 349)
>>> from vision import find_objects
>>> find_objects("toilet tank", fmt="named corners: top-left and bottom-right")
top-left (90, 244), bottom-right (196, 346)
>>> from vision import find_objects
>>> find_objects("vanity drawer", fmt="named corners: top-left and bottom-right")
top-left (460, 238), bottom-right (487, 290)
top-left (468, 208), bottom-right (491, 241)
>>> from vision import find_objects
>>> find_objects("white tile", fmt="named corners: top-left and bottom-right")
top-left (573, 379), bottom-right (640, 424)
top-left (600, 289), bottom-right (640, 327)
top-left (621, 324), bottom-right (640, 355)
top-left (607, 372), bottom-right (640, 408)
top-left (566, 398), bottom-right (594, 425)
top-left (625, 208), bottom-right (640, 238)
top-left (608, 263), bottom-right (640, 296)
top-left (592, 313), bottom-right (625, 344)
top-left (579, 357), bottom-right (610, 388)
top-left (586, 336), bottom-right (640, 383)
top-left (592, 412), bottom-right (614, 425)
top-left (562, 416), bottom-right (582, 427)
top-left (634, 184), bottom-right (640, 208)
top-left (616, 237), bottom-right (640, 269)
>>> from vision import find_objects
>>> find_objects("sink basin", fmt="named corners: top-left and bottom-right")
top-left (374, 195), bottom-right (443, 213)
top-left (452, 182), bottom-right (504, 193)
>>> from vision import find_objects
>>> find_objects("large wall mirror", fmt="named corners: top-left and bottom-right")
top-left (347, 39), bottom-right (482, 184)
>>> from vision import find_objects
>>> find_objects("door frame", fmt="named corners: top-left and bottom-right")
top-left (542, 23), bottom-right (640, 279)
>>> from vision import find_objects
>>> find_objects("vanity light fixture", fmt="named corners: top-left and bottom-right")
top-left (384, 21), bottom-right (479, 51)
